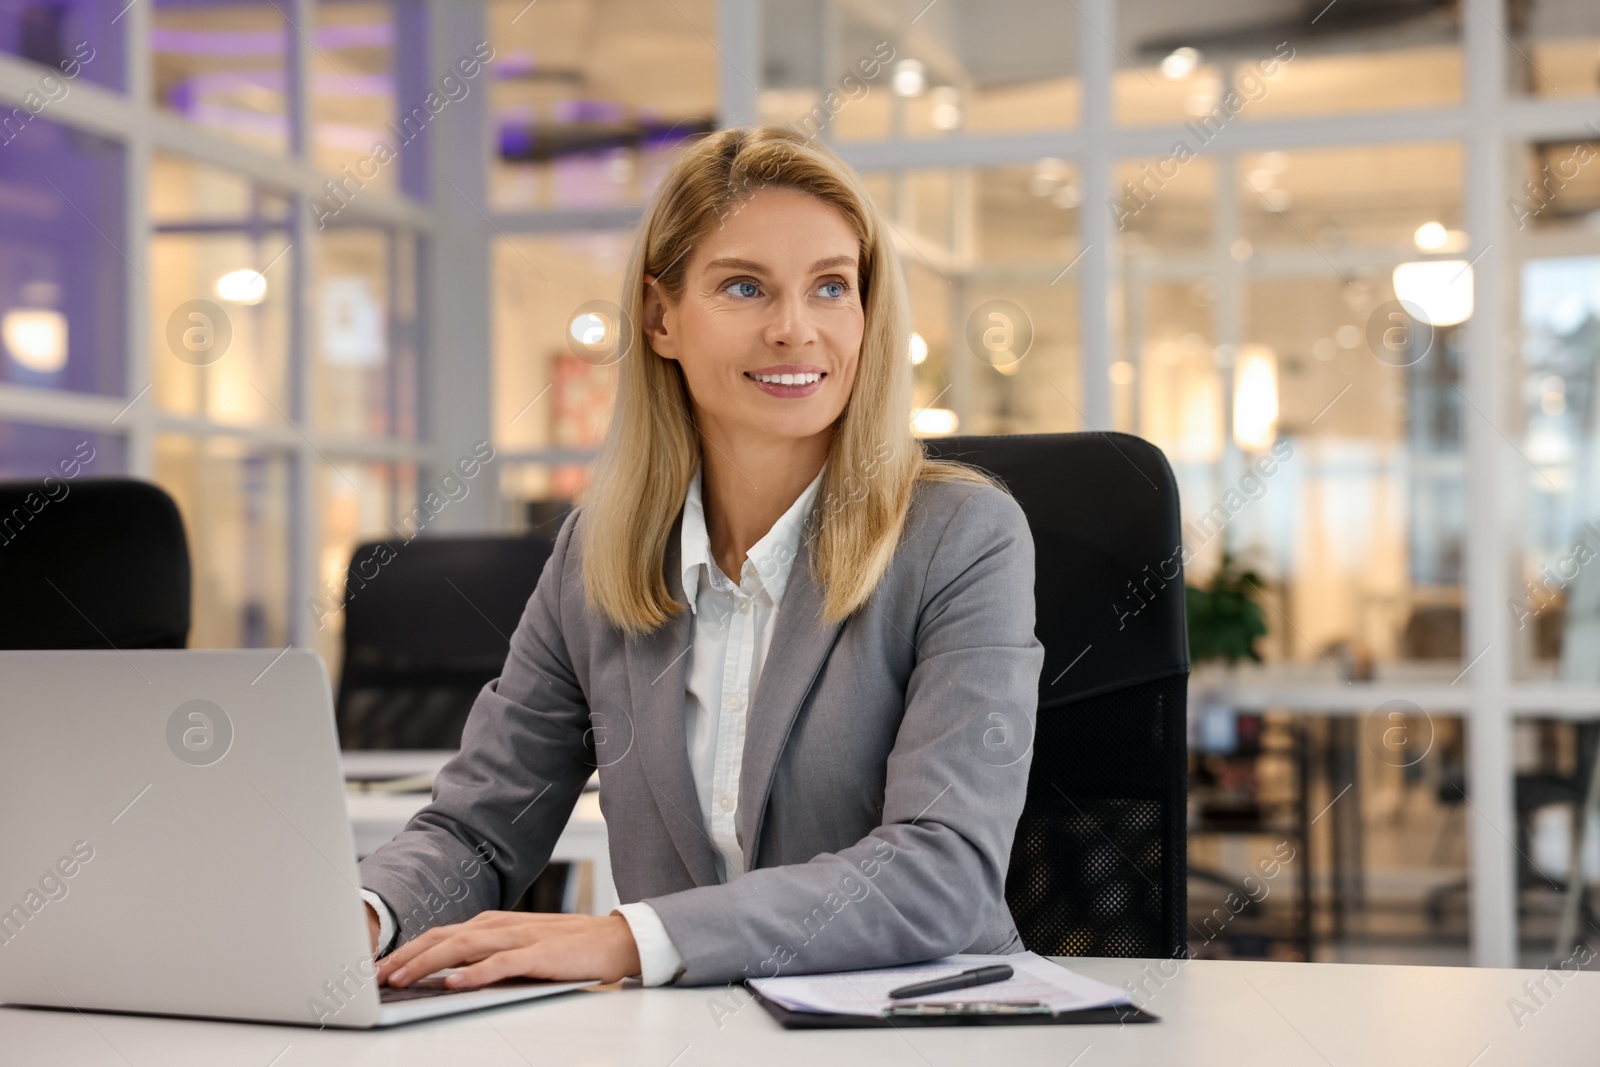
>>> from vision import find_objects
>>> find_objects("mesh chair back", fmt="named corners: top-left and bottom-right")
top-left (923, 433), bottom-right (1189, 959)
top-left (336, 532), bottom-right (557, 749)
top-left (0, 478), bottom-right (190, 649)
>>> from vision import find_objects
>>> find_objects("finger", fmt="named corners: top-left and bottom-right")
top-left (376, 924), bottom-right (453, 978)
top-left (444, 945), bottom-right (550, 990)
top-left (385, 928), bottom-right (531, 987)
top-left (380, 926), bottom-right (476, 986)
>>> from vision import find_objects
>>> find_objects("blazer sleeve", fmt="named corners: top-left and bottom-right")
top-left (356, 507), bottom-right (594, 948)
top-left (643, 484), bottom-right (1045, 985)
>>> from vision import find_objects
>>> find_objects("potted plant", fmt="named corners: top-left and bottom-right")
top-left (1186, 548), bottom-right (1268, 670)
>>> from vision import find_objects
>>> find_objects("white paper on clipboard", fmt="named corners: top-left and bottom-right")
top-left (746, 952), bottom-right (1132, 1017)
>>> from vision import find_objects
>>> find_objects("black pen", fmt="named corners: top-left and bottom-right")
top-left (888, 963), bottom-right (1015, 1000)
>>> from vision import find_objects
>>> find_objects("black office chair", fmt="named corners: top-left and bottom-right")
top-left (0, 478), bottom-right (191, 649)
top-left (924, 433), bottom-right (1190, 959)
top-left (335, 531), bottom-right (560, 750)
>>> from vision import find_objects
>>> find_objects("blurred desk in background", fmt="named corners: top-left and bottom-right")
top-left (342, 751), bottom-right (614, 916)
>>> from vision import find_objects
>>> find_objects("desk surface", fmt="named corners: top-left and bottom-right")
top-left (3, 956), bottom-right (1592, 1065)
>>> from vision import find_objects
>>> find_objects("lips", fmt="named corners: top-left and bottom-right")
top-left (744, 366), bottom-right (827, 398)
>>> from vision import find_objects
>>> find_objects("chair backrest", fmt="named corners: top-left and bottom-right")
top-left (923, 433), bottom-right (1190, 959)
top-left (0, 478), bottom-right (191, 649)
top-left (335, 532), bottom-right (557, 749)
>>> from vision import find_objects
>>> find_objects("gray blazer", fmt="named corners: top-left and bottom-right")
top-left (358, 476), bottom-right (1046, 986)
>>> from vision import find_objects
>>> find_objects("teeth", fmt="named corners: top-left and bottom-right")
top-left (751, 372), bottom-right (822, 385)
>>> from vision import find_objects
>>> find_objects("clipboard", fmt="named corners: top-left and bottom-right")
top-left (749, 986), bottom-right (1160, 1029)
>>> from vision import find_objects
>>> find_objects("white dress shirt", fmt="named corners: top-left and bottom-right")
top-left (365, 461), bottom-right (826, 987)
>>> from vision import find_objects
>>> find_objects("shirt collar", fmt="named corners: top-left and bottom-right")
top-left (680, 462), bottom-right (826, 614)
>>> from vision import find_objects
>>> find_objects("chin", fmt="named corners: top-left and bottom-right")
top-left (741, 413), bottom-right (840, 443)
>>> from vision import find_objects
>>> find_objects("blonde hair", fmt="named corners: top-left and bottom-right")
top-left (579, 124), bottom-right (1003, 635)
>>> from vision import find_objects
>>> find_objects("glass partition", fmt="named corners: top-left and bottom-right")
top-left (150, 153), bottom-right (293, 426)
top-left (1116, 0), bottom-right (1461, 125)
top-left (154, 434), bottom-right (293, 649)
top-left (760, 0), bottom-right (1079, 140)
top-left (153, 0), bottom-right (289, 153)
top-left (486, 0), bottom-right (717, 210)
top-left (0, 116), bottom-right (125, 397)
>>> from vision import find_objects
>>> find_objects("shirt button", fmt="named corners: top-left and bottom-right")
top-left (738, 600), bottom-right (750, 614)
top-left (719, 795), bottom-right (734, 811)
top-left (725, 691), bottom-right (743, 709)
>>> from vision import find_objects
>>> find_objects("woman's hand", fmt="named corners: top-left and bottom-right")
top-left (375, 912), bottom-right (642, 989)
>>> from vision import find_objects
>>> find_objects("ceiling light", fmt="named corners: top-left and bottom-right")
top-left (216, 269), bottom-right (267, 304)
top-left (891, 59), bottom-right (926, 98)
top-left (1052, 182), bottom-right (1083, 209)
top-left (1414, 221), bottom-right (1448, 251)
top-left (909, 332), bottom-right (928, 365)
top-left (1393, 260), bottom-right (1474, 326)
top-left (569, 311), bottom-right (610, 346)
top-left (1245, 167), bottom-right (1278, 190)
top-left (1161, 47), bottom-right (1200, 79)
top-left (1233, 345), bottom-right (1278, 451)
top-left (2, 308), bottom-right (66, 373)
top-left (912, 407), bottom-right (958, 435)
top-left (1034, 157), bottom-right (1070, 182)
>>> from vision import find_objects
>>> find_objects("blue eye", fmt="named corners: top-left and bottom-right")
top-left (725, 280), bottom-right (760, 298)
top-left (820, 281), bottom-right (848, 299)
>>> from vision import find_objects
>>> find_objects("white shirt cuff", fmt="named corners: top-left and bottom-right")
top-left (613, 901), bottom-right (684, 986)
top-left (361, 888), bottom-right (398, 958)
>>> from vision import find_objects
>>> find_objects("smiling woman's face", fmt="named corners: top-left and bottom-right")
top-left (643, 186), bottom-right (865, 449)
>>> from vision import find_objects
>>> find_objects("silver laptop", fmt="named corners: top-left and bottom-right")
top-left (0, 649), bottom-right (598, 1028)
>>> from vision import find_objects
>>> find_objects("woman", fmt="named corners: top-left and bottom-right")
top-left (362, 124), bottom-right (1045, 990)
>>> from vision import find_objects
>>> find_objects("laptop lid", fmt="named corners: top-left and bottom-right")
top-left (0, 649), bottom-right (385, 1028)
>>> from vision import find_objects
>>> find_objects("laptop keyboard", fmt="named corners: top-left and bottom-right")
top-left (379, 976), bottom-right (463, 1003)
top-left (379, 975), bottom-right (564, 1003)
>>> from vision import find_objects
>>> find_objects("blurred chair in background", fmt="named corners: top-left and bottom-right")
top-left (335, 533), bottom-right (557, 750)
top-left (0, 479), bottom-right (190, 650)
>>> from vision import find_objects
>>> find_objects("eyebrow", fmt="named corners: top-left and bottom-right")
top-left (701, 254), bottom-right (858, 275)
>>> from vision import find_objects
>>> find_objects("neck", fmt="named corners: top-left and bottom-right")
top-left (699, 429), bottom-right (830, 583)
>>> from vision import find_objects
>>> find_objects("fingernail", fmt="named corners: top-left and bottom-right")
top-left (389, 968), bottom-right (407, 983)
top-left (446, 973), bottom-right (463, 987)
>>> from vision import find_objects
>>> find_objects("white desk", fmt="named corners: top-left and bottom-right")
top-left (3, 957), bottom-right (1593, 1064)
top-left (341, 752), bottom-right (615, 916)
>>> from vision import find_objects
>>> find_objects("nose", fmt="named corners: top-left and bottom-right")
top-left (762, 289), bottom-right (819, 349)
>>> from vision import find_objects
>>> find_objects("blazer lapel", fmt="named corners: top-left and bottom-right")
top-left (737, 522), bottom-right (847, 871)
top-left (624, 509), bottom-right (722, 887)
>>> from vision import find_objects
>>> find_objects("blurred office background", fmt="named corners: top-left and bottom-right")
top-left (3, 0), bottom-right (1600, 969)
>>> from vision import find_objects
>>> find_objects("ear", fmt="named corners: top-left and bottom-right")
top-left (641, 274), bottom-right (679, 362)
